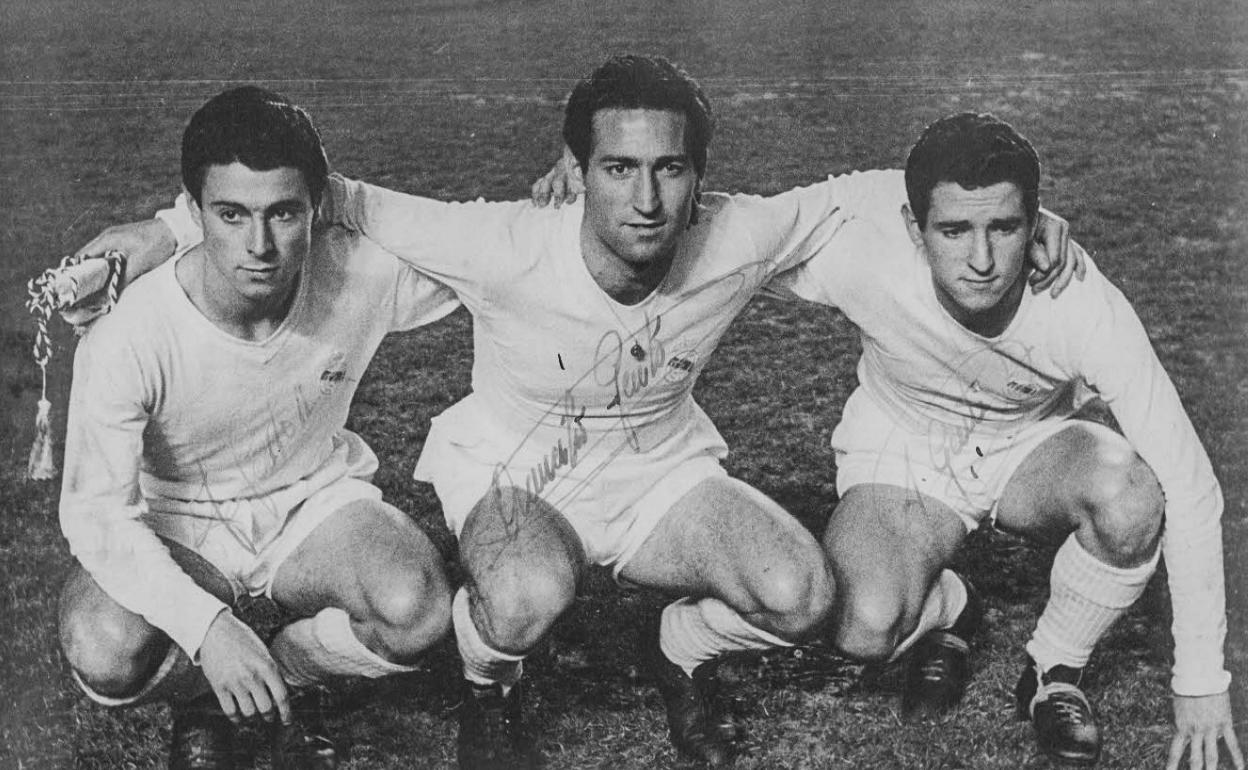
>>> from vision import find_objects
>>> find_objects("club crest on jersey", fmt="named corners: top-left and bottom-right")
top-left (663, 351), bottom-right (698, 383)
top-left (319, 351), bottom-right (349, 394)
top-left (1006, 380), bottom-right (1040, 397)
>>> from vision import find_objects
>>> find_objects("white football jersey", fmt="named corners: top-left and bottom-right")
top-left (60, 227), bottom-right (458, 656)
top-left (770, 181), bottom-right (1229, 696)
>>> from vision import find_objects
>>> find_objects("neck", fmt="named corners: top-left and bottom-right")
top-left (579, 228), bottom-right (674, 306)
top-left (940, 272), bottom-right (1028, 338)
top-left (176, 251), bottom-right (299, 342)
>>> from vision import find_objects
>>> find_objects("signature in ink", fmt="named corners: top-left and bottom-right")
top-left (154, 358), bottom-right (355, 553)
top-left (594, 312), bottom-right (667, 414)
top-left (521, 393), bottom-right (589, 498)
top-left (479, 259), bottom-right (773, 534)
top-left (904, 339), bottom-right (1054, 506)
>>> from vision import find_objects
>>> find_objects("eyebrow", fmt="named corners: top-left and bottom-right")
top-left (989, 216), bottom-right (1025, 227)
top-left (207, 197), bottom-right (308, 211)
top-left (596, 152), bottom-right (690, 165)
top-left (932, 215), bottom-right (1024, 227)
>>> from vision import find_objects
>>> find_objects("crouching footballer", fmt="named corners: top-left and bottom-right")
top-left (56, 86), bottom-right (459, 769)
top-left (771, 112), bottom-right (1243, 770)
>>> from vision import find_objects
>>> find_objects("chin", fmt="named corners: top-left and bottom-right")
top-left (616, 249), bottom-right (660, 268)
top-left (967, 299), bottom-right (1003, 316)
top-left (240, 283), bottom-right (286, 301)
top-left (634, 239), bottom-right (680, 264)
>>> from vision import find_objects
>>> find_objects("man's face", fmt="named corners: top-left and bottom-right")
top-left (580, 108), bottom-right (699, 269)
top-left (909, 180), bottom-right (1034, 332)
top-left (191, 162), bottom-right (313, 308)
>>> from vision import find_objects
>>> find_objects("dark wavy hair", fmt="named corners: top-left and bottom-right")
top-left (181, 86), bottom-right (329, 206)
top-left (905, 112), bottom-right (1040, 228)
top-left (563, 54), bottom-right (714, 179)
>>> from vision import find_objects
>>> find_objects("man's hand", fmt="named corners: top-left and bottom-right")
top-left (58, 218), bottom-right (179, 329)
top-left (74, 218), bottom-right (178, 284)
top-left (530, 148), bottom-right (584, 208)
top-left (198, 610), bottom-right (292, 725)
top-left (1028, 207), bottom-right (1087, 297)
top-left (1168, 692), bottom-right (1244, 770)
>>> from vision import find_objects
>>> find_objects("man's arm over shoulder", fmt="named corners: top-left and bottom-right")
top-left (756, 169), bottom-right (910, 307)
top-left (1064, 260), bottom-right (1230, 698)
top-left (725, 168), bottom-right (907, 279)
top-left (373, 239), bottom-right (462, 333)
top-left (59, 319), bottom-right (228, 661)
top-left (322, 174), bottom-right (543, 299)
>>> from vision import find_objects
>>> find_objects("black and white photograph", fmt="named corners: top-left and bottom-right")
top-left (1, 1), bottom-right (1244, 768)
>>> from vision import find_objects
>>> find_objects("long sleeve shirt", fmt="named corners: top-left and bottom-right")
top-left (59, 226), bottom-right (457, 658)
top-left (768, 170), bottom-right (1230, 696)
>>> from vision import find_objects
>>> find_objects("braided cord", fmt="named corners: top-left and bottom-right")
top-left (24, 252), bottom-right (126, 395)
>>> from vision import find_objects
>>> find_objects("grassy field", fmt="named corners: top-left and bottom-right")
top-left (2, 0), bottom-right (1246, 767)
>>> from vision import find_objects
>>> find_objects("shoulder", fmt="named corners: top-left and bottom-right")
top-left (1040, 251), bottom-right (1130, 314)
top-left (318, 226), bottom-right (451, 288)
top-left (1019, 250), bottom-right (1149, 365)
top-left (494, 197), bottom-right (581, 235)
top-left (81, 261), bottom-right (179, 351)
top-left (711, 168), bottom-right (906, 211)
top-left (701, 169), bottom-right (908, 244)
top-left (463, 197), bottom-right (584, 272)
top-left (315, 225), bottom-right (389, 272)
top-left (388, 191), bottom-right (558, 230)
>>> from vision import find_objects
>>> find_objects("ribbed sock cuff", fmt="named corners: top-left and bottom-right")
top-left (889, 570), bottom-right (968, 662)
top-left (270, 607), bottom-right (421, 686)
top-left (453, 587), bottom-right (524, 690)
top-left (659, 596), bottom-right (792, 676)
top-left (1026, 535), bottom-right (1158, 671)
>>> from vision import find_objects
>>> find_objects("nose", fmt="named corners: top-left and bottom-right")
top-left (968, 230), bottom-right (994, 275)
top-left (248, 219), bottom-right (275, 258)
top-left (632, 170), bottom-right (661, 216)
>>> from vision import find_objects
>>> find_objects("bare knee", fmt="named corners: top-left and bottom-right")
top-left (1078, 445), bottom-right (1164, 566)
top-left (59, 571), bottom-right (166, 698)
top-left (746, 549), bottom-right (835, 642)
top-left (472, 570), bottom-right (576, 654)
top-left (832, 588), bottom-right (912, 662)
top-left (358, 574), bottom-right (453, 664)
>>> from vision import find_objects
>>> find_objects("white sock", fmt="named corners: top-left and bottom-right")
top-left (1026, 535), bottom-right (1159, 672)
top-left (269, 607), bottom-right (421, 687)
top-left (659, 596), bottom-right (793, 677)
top-left (452, 587), bottom-right (524, 693)
top-left (889, 569), bottom-right (969, 662)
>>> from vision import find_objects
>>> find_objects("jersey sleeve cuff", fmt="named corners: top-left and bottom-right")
top-left (1171, 668), bottom-right (1232, 698)
top-left (161, 598), bottom-right (230, 663)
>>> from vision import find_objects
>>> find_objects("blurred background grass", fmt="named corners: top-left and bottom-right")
top-left (1, 0), bottom-right (1245, 767)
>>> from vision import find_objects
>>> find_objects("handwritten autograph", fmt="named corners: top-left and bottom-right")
top-left (152, 367), bottom-right (354, 557)
top-left (477, 259), bottom-right (773, 541)
top-left (897, 338), bottom-right (1056, 514)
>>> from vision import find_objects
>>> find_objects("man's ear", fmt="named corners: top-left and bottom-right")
top-left (187, 187), bottom-right (203, 230)
top-left (563, 145), bottom-right (583, 187)
top-left (902, 203), bottom-right (924, 248)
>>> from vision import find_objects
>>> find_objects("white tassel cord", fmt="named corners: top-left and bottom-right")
top-left (23, 252), bottom-right (126, 481)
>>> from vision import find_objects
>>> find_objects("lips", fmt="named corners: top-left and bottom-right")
top-left (241, 266), bottom-right (279, 278)
top-left (626, 222), bottom-right (667, 239)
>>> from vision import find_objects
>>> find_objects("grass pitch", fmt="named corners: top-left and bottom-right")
top-left (1, 1), bottom-right (1246, 767)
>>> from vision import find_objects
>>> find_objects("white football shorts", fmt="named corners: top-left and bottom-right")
top-left (832, 390), bottom-right (1078, 531)
top-left (140, 430), bottom-right (394, 600)
top-left (414, 395), bottom-right (728, 576)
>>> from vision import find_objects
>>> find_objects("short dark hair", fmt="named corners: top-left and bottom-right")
top-left (181, 86), bottom-right (329, 206)
top-left (563, 55), bottom-right (714, 178)
top-left (905, 112), bottom-right (1040, 228)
